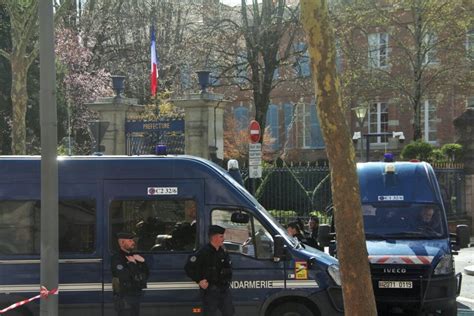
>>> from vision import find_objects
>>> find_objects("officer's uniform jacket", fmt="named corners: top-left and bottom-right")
top-left (185, 243), bottom-right (232, 289)
top-left (111, 249), bottom-right (149, 296)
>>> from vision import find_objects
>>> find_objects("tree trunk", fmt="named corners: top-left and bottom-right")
top-left (300, 1), bottom-right (377, 315)
top-left (10, 56), bottom-right (28, 155)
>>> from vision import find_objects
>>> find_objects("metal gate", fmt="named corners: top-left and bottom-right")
top-left (125, 119), bottom-right (185, 155)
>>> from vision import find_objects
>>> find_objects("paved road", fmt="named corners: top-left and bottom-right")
top-left (456, 238), bottom-right (474, 312)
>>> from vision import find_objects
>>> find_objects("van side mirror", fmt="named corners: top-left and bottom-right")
top-left (231, 212), bottom-right (249, 224)
top-left (318, 224), bottom-right (333, 248)
top-left (273, 235), bottom-right (287, 261)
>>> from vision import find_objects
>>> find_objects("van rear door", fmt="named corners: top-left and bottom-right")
top-left (103, 179), bottom-right (204, 315)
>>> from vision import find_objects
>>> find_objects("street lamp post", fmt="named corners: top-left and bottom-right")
top-left (352, 105), bottom-right (368, 161)
top-left (362, 131), bottom-right (405, 162)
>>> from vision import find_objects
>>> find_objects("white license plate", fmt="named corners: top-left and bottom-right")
top-left (378, 281), bottom-right (413, 289)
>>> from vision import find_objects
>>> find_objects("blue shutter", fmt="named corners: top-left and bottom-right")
top-left (234, 107), bottom-right (249, 131)
top-left (309, 101), bottom-right (325, 148)
top-left (266, 104), bottom-right (279, 149)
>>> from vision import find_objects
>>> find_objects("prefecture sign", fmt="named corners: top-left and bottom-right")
top-left (249, 143), bottom-right (262, 178)
top-left (249, 120), bottom-right (261, 144)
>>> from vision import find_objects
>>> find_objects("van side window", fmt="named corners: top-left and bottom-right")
top-left (59, 200), bottom-right (96, 254)
top-left (0, 200), bottom-right (96, 255)
top-left (0, 201), bottom-right (40, 255)
top-left (212, 209), bottom-right (274, 260)
top-left (109, 199), bottom-right (197, 252)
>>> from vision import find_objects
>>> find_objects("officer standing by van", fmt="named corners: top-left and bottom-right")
top-left (185, 225), bottom-right (234, 316)
top-left (111, 232), bottom-right (149, 316)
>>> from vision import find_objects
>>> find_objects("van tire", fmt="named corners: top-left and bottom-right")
top-left (270, 302), bottom-right (314, 316)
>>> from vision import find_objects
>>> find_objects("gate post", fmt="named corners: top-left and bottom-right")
top-left (172, 87), bottom-right (229, 163)
top-left (86, 96), bottom-right (142, 155)
top-left (454, 106), bottom-right (474, 235)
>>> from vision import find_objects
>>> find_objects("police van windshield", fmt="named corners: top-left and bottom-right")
top-left (362, 203), bottom-right (447, 239)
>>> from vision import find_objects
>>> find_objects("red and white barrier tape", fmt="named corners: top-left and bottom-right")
top-left (0, 286), bottom-right (58, 314)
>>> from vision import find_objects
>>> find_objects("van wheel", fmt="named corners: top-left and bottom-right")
top-left (270, 302), bottom-right (315, 316)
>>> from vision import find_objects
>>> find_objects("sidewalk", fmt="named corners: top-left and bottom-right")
top-left (456, 237), bottom-right (474, 311)
top-left (461, 237), bottom-right (474, 276)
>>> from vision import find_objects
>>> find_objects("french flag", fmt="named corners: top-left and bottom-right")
top-left (150, 26), bottom-right (158, 96)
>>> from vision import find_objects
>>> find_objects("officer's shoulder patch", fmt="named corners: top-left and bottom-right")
top-left (190, 256), bottom-right (197, 263)
top-left (117, 264), bottom-right (123, 270)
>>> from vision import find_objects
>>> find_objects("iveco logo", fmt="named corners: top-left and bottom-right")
top-left (384, 268), bottom-right (407, 273)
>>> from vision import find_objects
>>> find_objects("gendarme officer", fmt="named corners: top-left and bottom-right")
top-left (111, 232), bottom-right (149, 316)
top-left (185, 225), bottom-right (234, 316)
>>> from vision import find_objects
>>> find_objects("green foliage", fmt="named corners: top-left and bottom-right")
top-left (440, 143), bottom-right (463, 162)
top-left (401, 141), bottom-right (434, 161)
top-left (401, 141), bottom-right (463, 163)
top-left (430, 149), bottom-right (445, 163)
top-left (268, 210), bottom-right (298, 223)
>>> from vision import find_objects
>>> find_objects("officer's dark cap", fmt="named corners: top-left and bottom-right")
top-left (117, 232), bottom-right (136, 239)
top-left (208, 225), bottom-right (225, 236)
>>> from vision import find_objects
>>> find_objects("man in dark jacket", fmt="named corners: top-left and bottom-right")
top-left (306, 216), bottom-right (322, 250)
top-left (111, 232), bottom-right (149, 316)
top-left (185, 225), bottom-right (234, 316)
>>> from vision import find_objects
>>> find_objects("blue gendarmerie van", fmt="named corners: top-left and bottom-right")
top-left (327, 161), bottom-right (463, 315)
top-left (0, 155), bottom-right (343, 316)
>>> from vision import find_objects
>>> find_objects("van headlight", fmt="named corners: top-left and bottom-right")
top-left (433, 255), bottom-right (454, 275)
top-left (327, 264), bottom-right (341, 286)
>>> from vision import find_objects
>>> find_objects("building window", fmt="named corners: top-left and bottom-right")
top-left (235, 52), bottom-right (248, 84)
top-left (467, 29), bottom-right (474, 58)
top-left (467, 96), bottom-right (474, 108)
top-left (180, 64), bottom-right (192, 89)
top-left (233, 106), bottom-right (249, 131)
top-left (266, 104), bottom-right (279, 149)
top-left (294, 42), bottom-right (311, 77)
top-left (368, 102), bottom-right (388, 143)
top-left (421, 100), bottom-right (437, 143)
top-left (295, 102), bottom-right (324, 149)
top-left (368, 33), bottom-right (389, 68)
top-left (424, 33), bottom-right (438, 64)
top-left (420, 100), bottom-right (436, 142)
top-left (283, 103), bottom-right (295, 148)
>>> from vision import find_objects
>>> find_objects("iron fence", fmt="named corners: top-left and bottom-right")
top-left (240, 164), bottom-right (466, 223)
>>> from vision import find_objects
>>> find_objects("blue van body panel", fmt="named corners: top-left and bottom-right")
top-left (0, 156), bottom-right (343, 316)
top-left (298, 246), bottom-right (339, 266)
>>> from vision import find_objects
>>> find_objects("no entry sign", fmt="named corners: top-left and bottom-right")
top-left (249, 120), bottom-right (261, 143)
